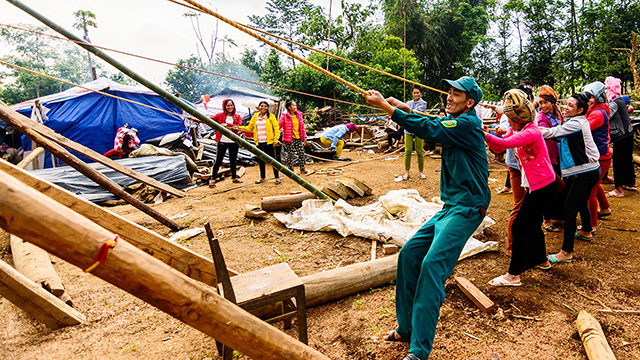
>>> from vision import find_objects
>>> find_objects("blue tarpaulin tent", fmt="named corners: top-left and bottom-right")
top-left (10, 78), bottom-right (188, 168)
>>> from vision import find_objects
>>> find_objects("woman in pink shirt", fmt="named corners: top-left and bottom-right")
top-left (484, 89), bottom-right (557, 286)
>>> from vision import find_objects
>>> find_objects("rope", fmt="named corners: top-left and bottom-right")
top-left (168, 0), bottom-right (448, 96)
top-left (85, 235), bottom-right (119, 272)
top-left (0, 23), bottom-right (378, 111)
top-left (177, 0), bottom-right (367, 95)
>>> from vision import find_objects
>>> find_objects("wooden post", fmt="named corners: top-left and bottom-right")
top-left (0, 259), bottom-right (85, 329)
top-left (261, 193), bottom-right (317, 211)
top-left (16, 147), bottom-right (44, 169)
top-left (576, 310), bottom-right (617, 360)
top-left (10, 235), bottom-right (66, 297)
top-left (0, 169), bottom-right (329, 360)
top-left (454, 277), bottom-right (495, 313)
top-left (0, 103), bottom-right (183, 231)
top-left (0, 159), bottom-right (229, 284)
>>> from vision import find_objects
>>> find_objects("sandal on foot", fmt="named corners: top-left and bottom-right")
top-left (623, 185), bottom-right (637, 191)
top-left (606, 190), bottom-right (624, 198)
top-left (232, 178), bottom-right (243, 183)
top-left (574, 232), bottom-right (592, 242)
top-left (403, 354), bottom-right (421, 360)
top-left (535, 264), bottom-right (552, 270)
top-left (384, 330), bottom-right (409, 343)
top-left (255, 179), bottom-right (265, 184)
top-left (488, 274), bottom-right (521, 287)
top-left (496, 187), bottom-right (512, 195)
top-left (548, 254), bottom-right (572, 263)
top-left (597, 211), bottom-right (612, 219)
top-left (544, 224), bottom-right (561, 232)
top-left (402, 174), bottom-right (410, 181)
top-left (209, 182), bottom-right (216, 188)
top-left (275, 179), bottom-right (281, 185)
top-left (418, 174), bottom-right (427, 180)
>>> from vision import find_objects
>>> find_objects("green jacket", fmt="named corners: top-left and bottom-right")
top-left (392, 108), bottom-right (490, 209)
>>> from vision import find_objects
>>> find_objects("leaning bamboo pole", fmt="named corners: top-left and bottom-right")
top-left (0, 169), bottom-right (328, 360)
top-left (6, 0), bottom-right (328, 201)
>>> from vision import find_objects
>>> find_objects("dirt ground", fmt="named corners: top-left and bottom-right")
top-left (1, 147), bottom-right (639, 360)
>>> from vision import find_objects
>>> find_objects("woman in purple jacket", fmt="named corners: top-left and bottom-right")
top-left (484, 89), bottom-right (556, 286)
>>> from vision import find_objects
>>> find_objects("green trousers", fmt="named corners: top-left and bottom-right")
top-left (404, 133), bottom-right (424, 171)
top-left (395, 204), bottom-right (484, 360)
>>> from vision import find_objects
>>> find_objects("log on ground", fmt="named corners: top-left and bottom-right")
top-left (576, 310), bottom-right (617, 360)
top-left (11, 235), bottom-right (66, 297)
top-left (261, 193), bottom-right (317, 211)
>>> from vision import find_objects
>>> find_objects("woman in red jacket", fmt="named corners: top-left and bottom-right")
top-left (278, 99), bottom-right (308, 174)
top-left (209, 99), bottom-right (243, 188)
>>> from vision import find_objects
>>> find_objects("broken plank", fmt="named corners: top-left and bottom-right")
top-left (0, 259), bottom-right (85, 329)
top-left (336, 180), bottom-right (358, 198)
top-left (338, 176), bottom-right (371, 195)
top-left (0, 159), bottom-right (234, 284)
top-left (455, 276), bottom-right (495, 313)
top-left (324, 182), bottom-right (349, 200)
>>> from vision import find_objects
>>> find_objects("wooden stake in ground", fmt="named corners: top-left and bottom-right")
top-left (576, 310), bottom-right (617, 360)
top-left (0, 102), bottom-right (182, 231)
top-left (0, 168), bottom-right (328, 360)
top-left (0, 259), bottom-right (85, 329)
top-left (455, 276), bottom-right (495, 313)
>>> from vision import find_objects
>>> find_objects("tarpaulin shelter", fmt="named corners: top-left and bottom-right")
top-left (10, 78), bottom-right (188, 168)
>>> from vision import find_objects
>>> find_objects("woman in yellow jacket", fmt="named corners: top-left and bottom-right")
top-left (240, 101), bottom-right (282, 184)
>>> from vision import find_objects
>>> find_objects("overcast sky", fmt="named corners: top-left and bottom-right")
top-left (0, 0), bottom-right (372, 86)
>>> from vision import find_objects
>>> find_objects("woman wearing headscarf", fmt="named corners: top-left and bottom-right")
top-left (320, 122), bottom-right (359, 160)
top-left (540, 93), bottom-right (601, 263)
top-left (484, 89), bottom-right (556, 286)
top-left (239, 101), bottom-right (281, 185)
top-left (578, 82), bottom-right (612, 237)
top-left (605, 76), bottom-right (636, 197)
top-left (279, 99), bottom-right (308, 174)
top-left (536, 85), bottom-right (565, 232)
top-left (209, 99), bottom-right (243, 188)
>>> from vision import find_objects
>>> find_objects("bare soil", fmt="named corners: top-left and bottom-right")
top-left (1, 148), bottom-right (639, 360)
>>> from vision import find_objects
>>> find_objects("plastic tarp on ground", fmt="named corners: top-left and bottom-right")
top-left (29, 155), bottom-right (190, 203)
top-left (10, 78), bottom-right (188, 168)
top-left (274, 189), bottom-right (498, 260)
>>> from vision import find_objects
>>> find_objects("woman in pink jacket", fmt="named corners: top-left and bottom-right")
top-left (484, 89), bottom-right (557, 286)
top-left (278, 99), bottom-right (308, 174)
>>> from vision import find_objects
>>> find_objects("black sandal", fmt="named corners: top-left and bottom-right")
top-left (384, 330), bottom-right (409, 343)
top-left (403, 354), bottom-right (421, 360)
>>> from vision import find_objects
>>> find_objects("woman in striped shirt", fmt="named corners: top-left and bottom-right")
top-left (240, 101), bottom-right (282, 184)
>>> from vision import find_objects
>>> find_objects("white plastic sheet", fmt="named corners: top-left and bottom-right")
top-left (274, 189), bottom-right (498, 260)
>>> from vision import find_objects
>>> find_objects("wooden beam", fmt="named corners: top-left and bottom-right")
top-left (261, 193), bottom-right (317, 211)
top-left (0, 159), bottom-right (232, 284)
top-left (455, 276), bottom-right (495, 313)
top-left (11, 235), bottom-right (66, 297)
top-left (0, 259), bottom-right (85, 330)
top-left (3, 102), bottom-right (185, 198)
top-left (16, 147), bottom-right (44, 169)
top-left (370, 240), bottom-right (377, 261)
top-left (0, 102), bottom-right (183, 231)
top-left (0, 169), bottom-right (328, 360)
top-left (576, 310), bottom-right (617, 360)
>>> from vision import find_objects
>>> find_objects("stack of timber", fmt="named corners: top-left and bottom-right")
top-left (321, 176), bottom-right (372, 200)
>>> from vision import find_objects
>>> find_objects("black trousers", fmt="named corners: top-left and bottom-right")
top-left (257, 142), bottom-right (279, 179)
top-left (613, 135), bottom-right (636, 188)
top-left (211, 142), bottom-right (239, 179)
top-left (562, 168), bottom-right (601, 253)
top-left (509, 181), bottom-right (557, 275)
top-left (544, 163), bottom-right (565, 221)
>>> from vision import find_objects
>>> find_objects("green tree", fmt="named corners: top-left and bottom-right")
top-left (72, 10), bottom-right (98, 81)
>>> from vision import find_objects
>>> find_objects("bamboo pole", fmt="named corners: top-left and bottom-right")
top-left (0, 101), bottom-right (183, 231)
top-left (0, 169), bottom-right (328, 360)
top-left (6, 0), bottom-right (329, 201)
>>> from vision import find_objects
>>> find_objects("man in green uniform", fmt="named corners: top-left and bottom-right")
top-left (364, 76), bottom-right (490, 360)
